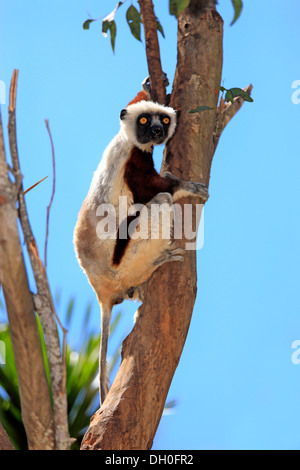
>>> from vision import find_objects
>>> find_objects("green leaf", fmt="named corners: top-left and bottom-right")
top-left (156, 18), bottom-right (165, 38)
top-left (126, 5), bottom-right (142, 42)
top-left (102, 20), bottom-right (110, 36)
top-left (110, 20), bottom-right (117, 52)
top-left (101, 1), bottom-right (123, 52)
top-left (169, 0), bottom-right (190, 18)
top-left (83, 19), bottom-right (96, 30)
top-left (225, 90), bottom-right (234, 104)
top-left (228, 87), bottom-right (253, 102)
top-left (102, 20), bottom-right (117, 53)
top-left (230, 0), bottom-right (243, 26)
top-left (66, 297), bottom-right (75, 327)
top-left (189, 105), bottom-right (214, 114)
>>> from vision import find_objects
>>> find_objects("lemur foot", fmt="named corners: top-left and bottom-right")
top-left (126, 285), bottom-right (145, 302)
top-left (142, 73), bottom-right (169, 99)
top-left (153, 244), bottom-right (185, 267)
top-left (165, 172), bottom-right (209, 202)
top-left (142, 76), bottom-right (151, 95)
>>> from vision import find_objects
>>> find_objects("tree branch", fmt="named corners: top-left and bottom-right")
top-left (138, 0), bottom-right (166, 104)
top-left (7, 70), bottom-right (70, 450)
top-left (44, 119), bottom-right (56, 270)
top-left (213, 84), bottom-right (253, 152)
top-left (0, 102), bottom-right (55, 450)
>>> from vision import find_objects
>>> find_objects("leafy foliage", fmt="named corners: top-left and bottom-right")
top-left (83, 1), bottom-right (167, 52)
top-left (189, 84), bottom-right (252, 114)
top-left (219, 85), bottom-right (253, 104)
top-left (0, 298), bottom-right (122, 450)
top-left (169, 0), bottom-right (191, 18)
top-left (0, 296), bottom-right (176, 449)
top-left (83, 0), bottom-right (244, 52)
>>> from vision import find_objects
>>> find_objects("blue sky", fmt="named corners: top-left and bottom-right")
top-left (1, 0), bottom-right (300, 450)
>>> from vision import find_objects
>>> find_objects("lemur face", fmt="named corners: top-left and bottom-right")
top-left (120, 101), bottom-right (177, 151)
top-left (135, 112), bottom-right (171, 145)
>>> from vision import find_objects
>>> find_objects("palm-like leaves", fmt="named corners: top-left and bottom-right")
top-left (0, 295), bottom-right (175, 449)
top-left (0, 298), bottom-right (122, 449)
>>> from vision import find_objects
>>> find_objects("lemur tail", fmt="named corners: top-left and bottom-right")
top-left (99, 303), bottom-right (112, 405)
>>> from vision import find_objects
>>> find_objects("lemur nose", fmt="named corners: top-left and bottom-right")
top-left (151, 125), bottom-right (163, 136)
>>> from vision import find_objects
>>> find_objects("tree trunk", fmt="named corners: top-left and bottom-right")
top-left (81, 0), bottom-right (223, 450)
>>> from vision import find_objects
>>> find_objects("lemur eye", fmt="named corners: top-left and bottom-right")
top-left (163, 117), bottom-right (170, 125)
top-left (140, 117), bottom-right (147, 124)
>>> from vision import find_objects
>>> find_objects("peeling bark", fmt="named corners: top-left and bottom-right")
top-left (0, 422), bottom-right (14, 451)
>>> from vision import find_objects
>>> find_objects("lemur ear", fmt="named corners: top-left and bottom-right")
top-left (120, 109), bottom-right (127, 120)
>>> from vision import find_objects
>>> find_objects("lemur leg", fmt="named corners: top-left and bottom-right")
top-left (153, 244), bottom-right (185, 267)
top-left (98, 301), bottom-right (112, 405)
top-left (118, 192), bottom-right (182, 291)
top-left (142, 73), bottom-right (169, 100)
top-left (164, 172), bottom-right (209, 202)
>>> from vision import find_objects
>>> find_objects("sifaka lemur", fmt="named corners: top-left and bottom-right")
top-left (73, 87), bottom-right (209, 404)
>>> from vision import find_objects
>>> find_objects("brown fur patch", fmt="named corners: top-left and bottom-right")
top-left (127, 90), bottom-right (148, 106)
top-left (112, 147), bottom-right (178, 266)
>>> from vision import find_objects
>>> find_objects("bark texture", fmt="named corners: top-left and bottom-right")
top-left (81, 1), bottom-right (224, 450)
top-left (0, 422), bottom-right (14, 450)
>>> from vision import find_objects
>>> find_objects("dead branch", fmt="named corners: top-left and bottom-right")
top-left (0, 103), bottom-right (55, 450)
top-left (7, 70), bottom-right (70, 450)
top-left (24, 175), bottom-right (49, 195)
top-left (44, 119), bottom-right (56, 270)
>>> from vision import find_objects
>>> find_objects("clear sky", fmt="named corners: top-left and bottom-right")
top-left (1, 0), bottom-right (300, 450)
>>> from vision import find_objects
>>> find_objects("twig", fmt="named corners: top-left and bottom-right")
top-left (213, 84), bottom-right (253, 151)
top-left (24, 175), bottom-right (48, 195)
top-left (42, 120), bottom-right (67, 371)
top-left (1, 92), bottom-right (55, 450)
top-left (138, 0), bottom-right (166, 104)
top-left (44, 119), bottom-right (56, 270)
top-left (8, 69), bottom-right (70, 450)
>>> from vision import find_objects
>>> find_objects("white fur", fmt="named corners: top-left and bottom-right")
top-left (74, 100), bottom-right (180, 405)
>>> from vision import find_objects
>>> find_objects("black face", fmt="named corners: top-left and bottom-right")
top-left (135, 113), bottom-right (171, 145)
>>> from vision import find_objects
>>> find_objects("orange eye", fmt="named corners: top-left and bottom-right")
top-left (140, 117), bottom-right (147, 124)
top-left (163, 117), bottom-right (170, 125)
